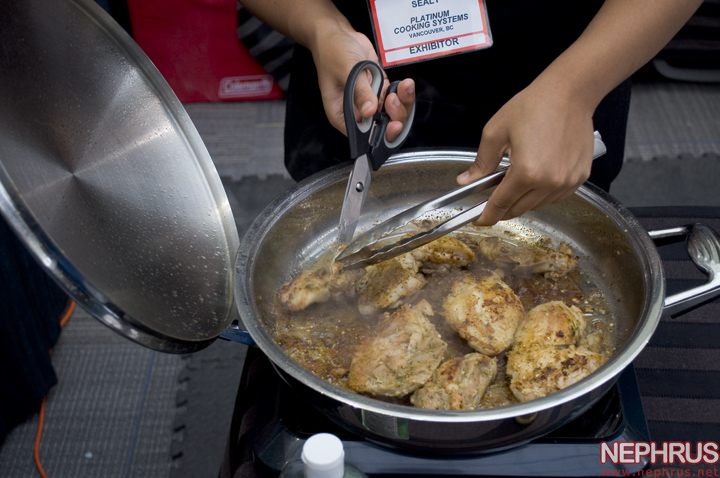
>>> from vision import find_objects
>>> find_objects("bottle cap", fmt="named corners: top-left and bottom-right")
top-left (301, 433), bottom-right (345, 478)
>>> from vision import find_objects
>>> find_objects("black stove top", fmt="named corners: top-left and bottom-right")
top-left (229, 348), bottom-right (650, 478)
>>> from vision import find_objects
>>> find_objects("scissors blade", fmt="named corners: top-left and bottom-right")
top-left (337, 154), bottom-right (372, 246)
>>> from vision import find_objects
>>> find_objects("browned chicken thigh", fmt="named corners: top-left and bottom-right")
top-left (477, 236), bottom-right (578, 280)
top-left (356, 253), bottom-right (427, 315)
top-left (411, 353), bottom-right (497, 410)
top-left (411, 235), bottom-right (476, 274)
top-left (507, 301), bottom-right (606, 402)
top-left (277, 268), bottom-right (331, 312)
top-left (348, 300), bottom-right (447, 397)
top-left (441, 271), bottom-right (525, 356)
top-left (277, 261), bottom-right (365, 311)
top-left (357, 235), bottom-right (476, 315)
top-left (512, 301), bottom-right (585, 349)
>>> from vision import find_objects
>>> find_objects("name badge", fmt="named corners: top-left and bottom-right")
top-left (368, 0), bottom-right (492, 68)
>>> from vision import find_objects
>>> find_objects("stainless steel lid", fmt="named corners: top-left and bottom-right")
top-left (0, 0), bottom-right (240, 353)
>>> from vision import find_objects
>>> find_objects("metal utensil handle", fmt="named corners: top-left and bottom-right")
top-left (651, 223), bottom-right (720, 317)
top-left (431, 130), bottom-right (606, 210)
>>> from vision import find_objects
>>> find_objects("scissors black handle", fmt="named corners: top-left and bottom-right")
top-left (343, 60), bottom-right (415, 171)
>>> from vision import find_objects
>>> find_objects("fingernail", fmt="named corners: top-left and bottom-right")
top-left (393, 96), bottom-right (401, 107)
top-left (406, 84), bottom-right (415, 95)
top-left (457, 171), bottom-right (469, 183)
top-left (361, 101), bottom-right (373, 114)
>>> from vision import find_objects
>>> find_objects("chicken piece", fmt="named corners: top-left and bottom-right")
top-left (441, 272), bottom-right (525, 356)
top-left (410, 353), bottom-right (497, 410)
top-left (278, 325), bottom-right (350, 383)
top-left (477, 236), bottom-right (578, 280)
top-left (411, 235), bottom-right (476, 274)
top-left (513, 301), bottom-right (586, 349)
top-left (278, 262), bottom-right (365, 312)
top-left (507, 301), bottom-right (605, 402)
top-left (327, 260), bottom-right (366, 294)
top-left (356, 253), bottom-right (426, 315)
top-left (277, 268), bottom-right (331, 312)
top-left (507, 345), bottom-right (605, 402)
top-left (348, 300), bottom-right (447, 397)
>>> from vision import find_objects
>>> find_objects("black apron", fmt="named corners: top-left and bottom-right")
top-left (284, 0), bottom-right (630, 191)
top-left (0, 217), bottom-right (68, 446)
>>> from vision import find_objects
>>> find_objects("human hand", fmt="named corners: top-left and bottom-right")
top-left (457, 80), bottom-right (597, 226)
top-left (310, 29), bottom-right (415, 142)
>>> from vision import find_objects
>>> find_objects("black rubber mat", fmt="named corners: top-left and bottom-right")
top-left (0, 310), bottom-right (185, 477)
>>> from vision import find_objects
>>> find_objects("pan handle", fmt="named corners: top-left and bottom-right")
top-left (648, 223), bottom-right (720, 317)
top-left (219, 319), bottom-right (257, 346)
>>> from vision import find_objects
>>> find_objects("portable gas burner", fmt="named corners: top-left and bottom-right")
top-left (227, 347), bottom-right (650, 478)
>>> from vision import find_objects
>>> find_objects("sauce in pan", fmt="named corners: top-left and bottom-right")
top-left (272, 229), bottom-right (616, 409)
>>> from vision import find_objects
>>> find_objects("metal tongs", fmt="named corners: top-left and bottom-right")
top-left (336, 131), bottom-right (607, 269)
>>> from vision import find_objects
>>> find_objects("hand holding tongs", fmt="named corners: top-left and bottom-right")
top-left (336, 131), bottom-right (607, 269)
top-left (336, 61), bottom-right (416, 246)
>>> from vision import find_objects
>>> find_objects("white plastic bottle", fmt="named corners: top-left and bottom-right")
top-left (279, 433), bottom-right (368, 478)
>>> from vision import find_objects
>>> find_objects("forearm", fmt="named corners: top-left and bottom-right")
top-left (536, 0), bottom-right (703, 112)
top-left (238, 0), bottom-right (353, 53)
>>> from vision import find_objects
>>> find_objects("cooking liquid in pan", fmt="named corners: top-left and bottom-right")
top-left (271, 227), bottom-right (617, 409)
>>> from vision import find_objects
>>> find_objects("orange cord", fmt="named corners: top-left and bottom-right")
top-left (33, 397), bottom-right (49, 478)
top-left (58, 301), bottom-right (74, 328)
top-left (33, 300), bottom-right (75, 478)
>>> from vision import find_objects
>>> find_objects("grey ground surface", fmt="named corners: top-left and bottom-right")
top-left (0, 74), bottom-right (718, 478)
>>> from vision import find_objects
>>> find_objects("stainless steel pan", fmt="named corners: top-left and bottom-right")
top-left (231, 151), bottom-right (720, 453)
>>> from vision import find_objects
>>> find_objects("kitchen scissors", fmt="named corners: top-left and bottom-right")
top-left (336, 60), bottom-right (416, 246)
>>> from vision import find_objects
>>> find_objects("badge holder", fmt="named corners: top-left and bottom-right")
top-left (366, 0), bottom-right (493, 68)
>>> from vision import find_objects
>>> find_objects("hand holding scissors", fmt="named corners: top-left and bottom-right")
top-left (336, 61), bottom-right (416, 246)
